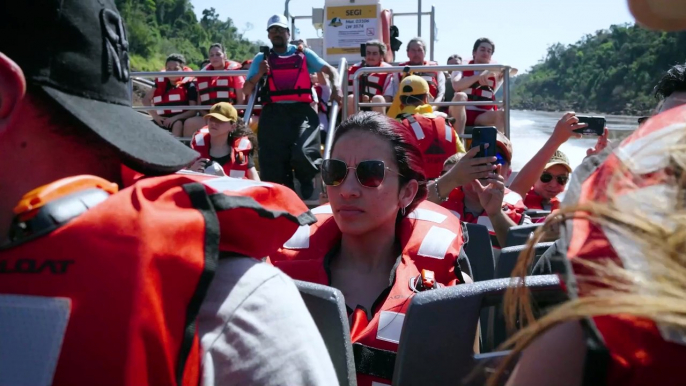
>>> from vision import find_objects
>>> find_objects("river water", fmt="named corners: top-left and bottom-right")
top-left (509, 110), bottom-right (638, 172)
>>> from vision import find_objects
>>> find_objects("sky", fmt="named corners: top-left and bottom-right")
top-left (191, 0), bottom-right (636, 73)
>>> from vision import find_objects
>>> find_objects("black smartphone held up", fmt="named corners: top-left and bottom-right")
top-left (260, 46), bottom-right (270, 57)
top-left (360, 43), bottom-right (367, 57)
top-left (574, 115), bottom-right (606, 136)
top-left (470, 126), bottom-right (498, 159)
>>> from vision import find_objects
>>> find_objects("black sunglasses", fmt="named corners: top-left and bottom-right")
top-left (321, 159), bottom-right (403, 188)
top-left (540, 172), bottom-right (568, 185)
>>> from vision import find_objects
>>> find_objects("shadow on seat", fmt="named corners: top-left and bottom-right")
top-left (464, 223), bottom-right (495, 282)
top-left (392, 275), bottom-right (566, 386)
top-left (294, 280), bottom-right (357, 386)
top-left (504, 223), bottom-right (544, 248)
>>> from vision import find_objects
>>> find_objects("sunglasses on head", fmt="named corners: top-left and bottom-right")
top-left (540, 172), bottom-right (568, 185)
top-left (321, 159), bottom-right (403, 188)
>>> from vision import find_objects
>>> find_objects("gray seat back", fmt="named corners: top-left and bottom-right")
top-left (523, 209), bottom-right (551, 221)
top-left (504, 223), bottom-right (544, 248)
top-left (463, 223), bottom-right (495, 282)
top-left (295, 280), bottom-right (357, 386)
top-left (392, 275), bottom-right (565, 386)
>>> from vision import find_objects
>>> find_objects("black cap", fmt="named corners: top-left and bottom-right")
top-left (0, 0), bottom-right (198, 175)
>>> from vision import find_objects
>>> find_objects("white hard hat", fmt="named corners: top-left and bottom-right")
top-left (267, 15), bottom-right (288, 31)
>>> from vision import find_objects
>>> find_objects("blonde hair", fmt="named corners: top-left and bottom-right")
top-left (487, 127), bottom-right (686, 385)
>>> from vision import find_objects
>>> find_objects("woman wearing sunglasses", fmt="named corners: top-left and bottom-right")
top-left (269, 112), bottom-right (473, 386)
top-left (188, 102), bottom-right (259, 180)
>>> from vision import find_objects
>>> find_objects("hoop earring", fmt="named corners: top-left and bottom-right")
top-left (400, 206), bottom-right (407, 216)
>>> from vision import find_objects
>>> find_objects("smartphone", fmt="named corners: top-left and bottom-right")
top-left (360, 43), bottom-right (367, 57)
top-left (470, 126), bottom-right (498, 159)
top-left (260, 46), bottom-right (270, 57)
top-left (574, 115), bottom-right (605, 136)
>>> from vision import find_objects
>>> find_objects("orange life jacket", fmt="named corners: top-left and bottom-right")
top-left (348, 61), bottom-right (394, 99)
top-left (558, 105), bottom-right (686, 386)
top-left (398, 113), bottom-right (457, 179)
top-left (0, 173), bottom-right (314, 386)
top-left (462, 60), bottom-right (498, 111)
top-left (191, 128), bottom-right (252, 179)
top-left (523, 187), bottom-right (560, 211)
top-left (398, 61), bottom-right (440, 99)
top-left (265, 47), bottom-right (313, 104)
top-left (268, 201), bottom-right (466, 386)
top-left (153, 66), bottom-right (194, 117)
top-left (442, 187), bottom-right (526, 249)
top-left (196, 60), bottom-right (242, 105)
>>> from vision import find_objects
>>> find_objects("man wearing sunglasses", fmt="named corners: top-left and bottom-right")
top-left (394, 75), bottom-right (465, 179)
top-left (441, 133), bottom-right (530, 250)
top-left (523, 151), bottom-right (571, 213)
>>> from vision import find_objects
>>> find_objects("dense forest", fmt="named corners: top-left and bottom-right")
top-left (512, 23), bottom-right (686, 115)
top-left (115, 0), bottom-right (262, 71)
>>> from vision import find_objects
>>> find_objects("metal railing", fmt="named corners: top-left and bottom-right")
top-left (390, 1), bottom-right (436, 61)
top-left (320, 58), bottom-right (348, 199)
top-left (351, 64), bottom-right (513, 137)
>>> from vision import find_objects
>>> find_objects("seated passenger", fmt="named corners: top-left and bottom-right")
top-left (183, 43), bottom-right (245, 136)
top-left (523, 150), bottom-right (572, 213)
top-left (268, 112), bottom-right (473, 386)
top-left (450, 38), bottom-right (518, 134)
top-left (397, 37), bottom-right (445, 111)
top-left (188, 102), bottom-right (259, 180)
top-left (440, 132), bottom-right (530, 251)
top-left (439, 54), bottom-right (462, 117)
top-left (393, 75), bottom-right (465, 179)
top-left (142, 53), bottom-right (197, 137)
top-left (347, 39), bottom-right (398, 117)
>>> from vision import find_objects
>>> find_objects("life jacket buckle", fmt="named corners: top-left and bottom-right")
top-left (409, 269), bottom-right (439, 293)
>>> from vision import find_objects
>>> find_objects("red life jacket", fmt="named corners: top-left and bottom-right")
top-left (398, 61), bottom-right (440, 99)
top-left (191, 128), bottom-right (253, 179)
top-left (523, 187), bottom-right (560, 211)
top-left (268, 201), bottom-right (466, 386)
top-left (0, 173), bottom-right (315, 386)
top-left (462, 60), bottom-right (498, 111)
top-left (153, 66), bottom-right (194, 117)
top-left (398, 113), bottom-right (457, 179)
top-left (442, 187), bottom-right (526, 249)
top-left (348, 61), bottom-right (393, 99)
top-left (196, 60), bottom-right (242, 105)
top-left (558, 105), bottom-right (686, 385)
top-left (265, 47), bottom-right (313, 104)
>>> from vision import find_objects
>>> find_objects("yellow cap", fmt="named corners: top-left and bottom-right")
top-left (204, 102), bottom-right (238, 122)
top-left (399, 75), bottom-right (430, 96)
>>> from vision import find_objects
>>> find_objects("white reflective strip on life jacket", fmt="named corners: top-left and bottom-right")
top-left (479, 90), bottom-right (494, 99)
top-left (157, 77), bottom-right (165, 82)
top-left (198, 81), bottom-right (209, 90)
top-left (477, 216), bottom-right (494, 232)
top-left (283, 225), bottom-right (311, 249)
top-left (229, 169), bottom-right (246, 178)
top-left (153, 96), bottom-right (162, 103)
top-left (217, 91), bottom-right (230, 99)
top-left (406, 116), bottom-right (425, 140)
top-left (311, 205), bottom-right (333, 215)
top-left (445, 126), bottom-right (453, 142)
top-left (407, 208), bottom-right (447, 223)
top-left (170, 109), bottom-right (183, 114)
top-left (200, 94), bottom-right (210, 102)
top-left (194, 133), bottom-right (206, 146)
top-left (503, 191), bottom-right (523, 206)
top-left (615, 122), bottom-right (686, 174)
top-left (168, 94), bottom-right (182, 102)
top-left (376, 311), bottom-right (406, 344)
top-left (419, 75), bottom-right (434, 84)
top-left (217, 79), bottom-right (229, 86)
top-left (449, 210), bottom-right (461, 219)
top-left (0, 295), bottom-right (71, 386)
top-left (203, 176), bottom-right (272, 192)
top-left (236, 137), bottom-right (251, 151)
top-left (417, 226), bottom-right (457, 259)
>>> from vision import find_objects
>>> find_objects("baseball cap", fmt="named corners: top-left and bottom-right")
top-left (0, 0), bottom-right (198, 175)
top-left (544, 150), bottom-right (572, 173)
top-left (496, 132), bottom-right (513, 164)
top-left (628, 0), bottom-right (686, 31)
top-left (204, 103), bottom-right (238, 122)
top-left (399, 75), bottom-right (430, 96)
top-left (267, 15), bottom-right (289, 30)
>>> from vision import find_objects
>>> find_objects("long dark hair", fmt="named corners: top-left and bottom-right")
top-left (229, 118), bottom-right (257, 155)
top-left (333, 111), bottom-right (427, 216)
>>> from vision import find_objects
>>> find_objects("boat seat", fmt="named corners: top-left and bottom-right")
top-left (294, 280), bottom-right (357, 386)
top-left (392, 275), bottom-right (566, 386)
top-left (464, 223), bottom-right (496, 282)
top-left (523, 209), bottom-right (551, 221)
top-left (504, 223), bottom-right (544, 248)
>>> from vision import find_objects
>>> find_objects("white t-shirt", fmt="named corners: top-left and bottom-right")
top-left (198, 257), bottom-right (338, 386)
